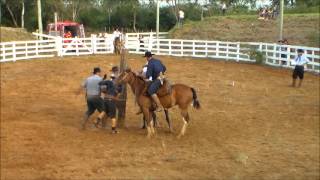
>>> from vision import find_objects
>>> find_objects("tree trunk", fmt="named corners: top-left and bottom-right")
top-left (117, 48), bottom-right (128, 128)
top-left (21, 0), bottom-right (25, 28)
top-left (6, 3), bottom-right (18, 27)
top-left (37, 0), bottom-right (43, 39)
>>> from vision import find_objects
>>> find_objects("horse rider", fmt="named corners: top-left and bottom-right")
top-left (81, 67), bottom-right (106, 130)
top-left (99, 74), bottom-right (119, 134)
top-left (144, 51), bottom-right (167, 112)
top-left (113, 28), bottom-right (122, 41)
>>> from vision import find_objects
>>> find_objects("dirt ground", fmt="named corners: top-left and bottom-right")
top-left (1, 54), bottom-right (319, 180)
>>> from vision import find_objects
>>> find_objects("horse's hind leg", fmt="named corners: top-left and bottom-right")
top-left (151, 111), bottom-right (157, 128)
top-left (141, 115), bottom-right (146, 129)
top-left (164, 109), bottom-right (173, 133)
top-left (178, 108), bottom-right (190, 138)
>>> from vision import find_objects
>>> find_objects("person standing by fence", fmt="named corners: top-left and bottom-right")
top-left (278, 39), bottom-right (289, 66)
top-left (291, 49), bottom-right (310, 87)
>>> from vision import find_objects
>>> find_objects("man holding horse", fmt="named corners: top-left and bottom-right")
top-left (98, 73), bottom-right (119, 134)
top-left (144, 51), bottom-right (167, 112)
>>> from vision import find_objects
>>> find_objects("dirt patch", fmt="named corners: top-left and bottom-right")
top-left (1, 54), bottom-right (319, 179)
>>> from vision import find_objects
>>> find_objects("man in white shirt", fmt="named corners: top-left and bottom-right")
top-left (222, 3), bottom-right (227, 16)
top-left (113, 28), bottom-right (121, 41)
top-left (179, 10), bottom-right (184, 27)
top-left (291, 49), bottom-right (309, 87)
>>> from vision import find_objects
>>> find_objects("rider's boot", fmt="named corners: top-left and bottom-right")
top-left (151, 94), bottom-right (163, 112)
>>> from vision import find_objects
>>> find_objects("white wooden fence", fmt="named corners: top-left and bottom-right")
top-left (125, 36), bottom-right (320, 73)
top-left (1, 32), bottom-right (319, 73)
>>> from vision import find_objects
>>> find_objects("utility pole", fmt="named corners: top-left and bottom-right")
top-left (54, 12), bottom-right (58, 32)
top-left (156, 0), bottom-right (160, 40)
top-left (37, 0), bottom-right (43, 39)
top-left (279, 0), bottom-right (284, 40)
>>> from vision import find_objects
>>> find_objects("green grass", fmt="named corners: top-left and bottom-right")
top-left (170, 14), bottom-right (320, 47)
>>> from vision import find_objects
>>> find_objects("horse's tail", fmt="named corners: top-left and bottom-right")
top-left (191, 88), bottom-right (200, 109)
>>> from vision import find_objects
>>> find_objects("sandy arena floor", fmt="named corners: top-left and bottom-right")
top-left (1, 54), bottom-right (319, 180)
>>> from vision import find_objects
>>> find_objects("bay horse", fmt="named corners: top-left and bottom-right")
top-left (113, 37), bottom-right (122, 55)
top-left (116, 69), bottom-right (200, 138)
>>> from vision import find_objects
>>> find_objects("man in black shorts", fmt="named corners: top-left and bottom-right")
top-left (291, 49), bottom-right (309, 87)
top-left (82, 67), bottom-right (105, 130)
top-left (99, 74), bottom-right (119, 134)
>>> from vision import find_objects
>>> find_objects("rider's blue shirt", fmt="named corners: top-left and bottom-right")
top-left (146, 58), bottom-right (166, 81)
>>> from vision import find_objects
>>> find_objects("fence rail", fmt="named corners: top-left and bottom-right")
top-left (1, 32), bottom-right (319, 73)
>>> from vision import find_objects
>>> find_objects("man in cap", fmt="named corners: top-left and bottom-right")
top-left (110, 66), bottom-right (122, 94)
top-left (144, 51), bottom-right (167, 112)
top-left (81, 67), bottom-right (106, 129)
top-left (291, 49), bottom-right (309, 87)
top-left (99, 74), bottom-right (119, 134)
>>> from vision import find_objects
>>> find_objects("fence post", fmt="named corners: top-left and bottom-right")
top-left (192, 41), bottom-right (195, 56)
top-left (25, 42), bottom-right (28, 58)
top-left (12, 43), bottom-right (16, 62)
top-left (236, 42), bottom-right (240, 62)
top-left (169, 40), bottom-right (171, 55)
top-left (311, 49), bottom-right (315, 71)
top-left (75, 37), bottom-right (79, 56)
top-left (1, 43), bottom-right (6, 62)
top-left (226, 43), bottom-right (229, 61)
top-left (181, 40), bottom-right (183, 56)
top-left (91, 35), bottom-right (97, 54)
top-left (55, 37), bottom-right (62, 57)
top-left (118, 48), bottom-right (128, 128)
top-left (216, 42), bottom-right (219, 58)
top-left (148, 33), bottom-right (153, 51)
top-left (205, 41), bottom-right (208, 57)
top-left (273, 44), bottom-right (277, 65)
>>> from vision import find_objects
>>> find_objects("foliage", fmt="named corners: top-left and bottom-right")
top-left (0, 0), bottom-right (319, 33)
top-left (248, 47), bottom-right (265, 64)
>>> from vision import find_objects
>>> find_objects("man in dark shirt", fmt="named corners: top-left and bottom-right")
top-left (144, 51), bottom-right (167, 112)
top-left (99, 75), bottom-right (119, 134)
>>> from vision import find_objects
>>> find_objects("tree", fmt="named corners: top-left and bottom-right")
top-left (37, 0), bottom-right (43, 38)
top-left (21, 0), bottom-right (24, 28)
top-left (3, 0), bottom-right (19, 27)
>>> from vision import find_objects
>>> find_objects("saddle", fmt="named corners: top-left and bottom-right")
top-left (143, 78), bottom-right (172, 97)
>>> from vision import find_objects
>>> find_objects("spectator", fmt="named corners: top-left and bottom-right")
top-left (178, 10), bottom-right (185, 28)
top-left (278, 39), bottom-right (289, 66)
top-left (139, 35), bottom-right (144, 52)
top-left (290, 49), bottom-right (310, 87)
top-left (221, 3), bottom-right (227, 16)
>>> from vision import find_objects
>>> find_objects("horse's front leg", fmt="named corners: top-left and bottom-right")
top-left (164, 109), bottom-right (173, 133)
top-left (142, 107), bottom-right (153, 138)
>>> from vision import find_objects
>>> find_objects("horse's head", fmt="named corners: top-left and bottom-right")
top-left (116, 68), bottom-right (134, 85)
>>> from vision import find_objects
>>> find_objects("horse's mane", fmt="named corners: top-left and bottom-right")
top-left (129, 71), bottom-right (146, 84)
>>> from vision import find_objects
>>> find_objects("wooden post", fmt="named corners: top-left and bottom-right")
top-left (117, 47), bottom-right (127, 128)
